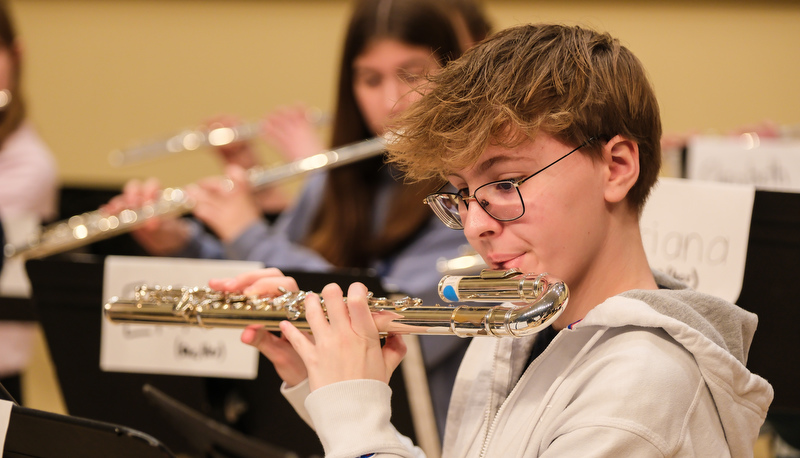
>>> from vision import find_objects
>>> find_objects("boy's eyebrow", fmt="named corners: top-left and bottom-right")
top-left (448, 154), bottom-right (523, 182)
top-left (475, 155), bottom-right (515, 174)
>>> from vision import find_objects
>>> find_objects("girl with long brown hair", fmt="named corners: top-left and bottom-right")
top-left (108, 0), bottom-right (492, 436)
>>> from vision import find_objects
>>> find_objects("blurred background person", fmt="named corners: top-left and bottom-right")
top-left (182, 0), bottom-right (493, 225)
top-left (103, 0), bottom-right (492, 439)
top-left (198, 105), bottom-right (326, 222)
top-left (0, 0), bottom-right (58, 405)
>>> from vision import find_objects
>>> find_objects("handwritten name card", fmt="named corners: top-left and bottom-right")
top-left (686, 135), bottom-right (800, 192)
top-left (100, 256), bottom-right (263, 379)
top-left (640, 177), bottom-right (755, 303)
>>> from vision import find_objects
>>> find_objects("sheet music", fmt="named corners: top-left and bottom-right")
top-left (0, 214), bottom-right (39, 298)
top-left (100, 255), bottom-right (263, 379)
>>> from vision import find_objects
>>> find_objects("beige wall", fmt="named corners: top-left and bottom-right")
top-left (8, 0), bottom-right (800, 189)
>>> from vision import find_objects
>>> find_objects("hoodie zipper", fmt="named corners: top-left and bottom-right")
top-left (478, 331), bottom-right (566, 458)
top-left (477, 339), bottom-right (502, 457)
top-left (478, 327), bottom-right (606, 457)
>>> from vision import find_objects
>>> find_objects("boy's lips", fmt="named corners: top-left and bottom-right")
top-left (486, 253), bottom-right (524, 270)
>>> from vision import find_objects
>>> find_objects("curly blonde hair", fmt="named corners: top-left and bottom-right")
top-left (387, 23), bottom-right (662, 212)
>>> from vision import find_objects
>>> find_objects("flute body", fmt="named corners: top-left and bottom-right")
top-left (5, 137), bottom-right (387, 261)
top-left (108, 122), bottom-right (263, 167)
top-left (109, 110), bottom-right (329, 167)
top-left (104, 269), bottom-right (568, 338)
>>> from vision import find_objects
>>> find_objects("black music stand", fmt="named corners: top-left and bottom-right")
top-left (736, 190), bottom-right (800, 448)
top-left (26, 254), bottom-right (418, 458)
top-left (25, 253), bottom-right (207, 455)
top-left (4, 407), bottom-right (176, 458)
top-left (142, 384), bottom-right (300, 458)
top-left (0, 296), bottom-right (36, 321)
top-left (1, 383), bottom-right (175, 458)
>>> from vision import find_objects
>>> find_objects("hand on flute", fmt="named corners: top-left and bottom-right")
top-left (205, 114), bottom-right (263, 170)
top-left (101, 177), bottom-right (191, 256)
top-left (211, 269), bottom-right (407, 391)
top-left (261, 104), bottom-right (325, 162)
top-left (211, 268), bottom-right (309, 387)
top-left (187, 165), bottom-right (262, 242)
top-left (280, 282), bottom-right (407, 392)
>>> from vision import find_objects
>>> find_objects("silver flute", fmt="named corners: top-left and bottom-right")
top-left (109, 122), bottom-right (263, 167)
top-left (108, 110), bottom-right (328, 167)
top-left (104, 269), bottom-right (569, 338)
top-left (4, 137), bottom-right (386, 260)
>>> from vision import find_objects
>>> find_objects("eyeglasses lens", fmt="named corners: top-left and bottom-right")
top-left (428, 181), bottom-right (524, 230)
top-left (427, 195), bottom-right (464, 229)
top-left (474, 181), bottom-right (523, 221)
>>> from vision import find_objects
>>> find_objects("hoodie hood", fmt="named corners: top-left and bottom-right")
top-left (580, 270), bottom-right (773, 456)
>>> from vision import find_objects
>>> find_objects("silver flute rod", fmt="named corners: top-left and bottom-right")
top-left (5, 137), bottom-right (387, 260)
top-left (108, 122), bottom-right (262, 167)
top-left (108, 110), bottom-right (329, 167)
top-left (104, 269), bottom-right (569, 338)
top-left (247, 136), bottom-right (386, 188)
top-left (2, 187), bottom-right (193, 260)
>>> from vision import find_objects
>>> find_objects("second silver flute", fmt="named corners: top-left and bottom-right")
top-left (5, 137), bottom-right (387, 260)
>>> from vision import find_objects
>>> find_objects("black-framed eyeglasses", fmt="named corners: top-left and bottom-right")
top-left (424, 137), bottom-right (595, 230)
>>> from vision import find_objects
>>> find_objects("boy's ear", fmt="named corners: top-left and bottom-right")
top-left (602, 135), bottom-right (639, 204)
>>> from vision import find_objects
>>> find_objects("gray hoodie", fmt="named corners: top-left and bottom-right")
top-left (286, 270), bottom-right (774, 457)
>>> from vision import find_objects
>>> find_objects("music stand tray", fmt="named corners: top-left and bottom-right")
top-left (4, 403), bottom-right (175, 458)
top-left (142, 384), bottom-right (301, 458)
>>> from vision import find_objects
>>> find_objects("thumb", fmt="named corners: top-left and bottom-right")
top-left (381, 334), bottom-right (407, 376)
top-left (225, 164), bottom-right (251, 188)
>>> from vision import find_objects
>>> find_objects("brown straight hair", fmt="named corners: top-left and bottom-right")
top-left (0, 0), bottom-right (25, 147)
top-left (303, 0), bottom-right (467, 268)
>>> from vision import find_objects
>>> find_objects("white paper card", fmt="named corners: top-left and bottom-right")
top-left (686, 135), bottom-right (800, 192)
top-left (640, 177), bottom-right (755, 303)
top-left (0, 214), bottom-right (40, 298)
top-left (0, 399), bottom-right (12, 455)
top-left (100, 256), bottom-right (263, 379)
